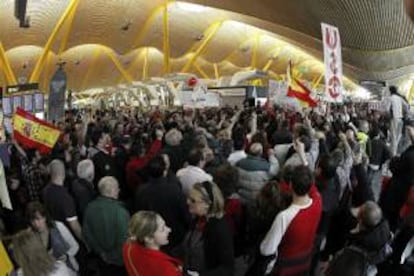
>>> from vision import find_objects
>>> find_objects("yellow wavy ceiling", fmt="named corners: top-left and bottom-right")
top-left (1, 0), bottom-right (412, 92)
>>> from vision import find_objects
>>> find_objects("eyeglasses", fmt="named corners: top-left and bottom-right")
top-left (188, 197), bottom-right (204, 204)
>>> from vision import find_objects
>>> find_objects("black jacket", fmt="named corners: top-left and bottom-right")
top-left (201, 217), bottom-right (235, 276)
top-left (92, 150), bottom-right (117, 186)
top-left (349, 220), bottom-right (391, 253)
top-left (369, 137), bottom-right (390, 166)
top-left (271, 129), bottom-right (292, 146)
top-left (348, 219), bottom-right (392, 265)
top-left (134, 177), bottom-right (190, 248)
top-left (70, 178), bottom-right (97, 221)
top-left (162, 145), bottom-right (186, 173)
top-left (317, 175), bottom-right (341, 213)
top-left (352, 164), bottom-right (374, 207)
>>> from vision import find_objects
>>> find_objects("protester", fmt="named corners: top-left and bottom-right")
top-left (0, 99), bottom-right (410, 276)
top-left (260, 165), bottom-right (322, 275)
top-left (176, 149), bottom-right (213, 195)
top-left (123, 211), bottom-right (183, 276)
top-left (26, 202), bottom-right (79, 272)
top-left (387, 86), bottom-right (409, 156)
top-left (134, 155), bottom-right (191, 253)
top-left (184, 181), bottom-right (234, 275)
top-left (71, 159), bottom-right (97, 221)
top-left (83, 176), bottom-right (129, 275)
top-left (42, 159), bottom-right (82, 241)
top-left (11, 229), bottom-right (76, 276)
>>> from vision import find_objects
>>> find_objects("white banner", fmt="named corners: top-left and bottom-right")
top-left (321, 23), bottom-right (343, 103)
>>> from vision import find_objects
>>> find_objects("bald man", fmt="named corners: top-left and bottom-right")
top-left (42, 159), bottom-right (82, 240)
top-left (83, 176), bottom-right (129, 275)
top-left (236, 142), bottom-right (280, 205)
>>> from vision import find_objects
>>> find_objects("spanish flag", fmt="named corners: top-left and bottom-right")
top-left (286, 61), bottom-right (318, 107)
top-left (13, 108), bottom-right (61, 154)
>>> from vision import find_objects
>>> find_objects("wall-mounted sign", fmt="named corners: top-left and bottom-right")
top-left (6, 83), bottom-right (39, 94)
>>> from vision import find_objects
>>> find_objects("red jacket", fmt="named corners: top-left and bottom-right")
top-left (125, 139), bottom-right (162, 190)
top-left (123, 242), bottom-right (183, 276)
top-left (224, 198), bottom-right (243, 236)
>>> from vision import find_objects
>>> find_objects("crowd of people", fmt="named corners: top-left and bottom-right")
top-left (1, 85), bottom-right (414, 276)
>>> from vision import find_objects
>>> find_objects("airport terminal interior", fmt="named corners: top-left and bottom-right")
top-left (1, 0), bottom-right (414, 275)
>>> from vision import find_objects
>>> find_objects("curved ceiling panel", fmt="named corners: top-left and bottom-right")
top-left (0, 0), bottom-right (70, 50)
top-left (185, 0), bottom-right (414, 50)
top-left (1, 0), bottom-right (413, 92)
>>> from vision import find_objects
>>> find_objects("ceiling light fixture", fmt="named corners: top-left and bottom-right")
top-left (195, 34), bottom-right (204, 41)
top-left (57, 60), bottom-right (66, 68)
top-left (240, 46), bottom-right (250, 53)
top-left (121, 21), bottom-right (132, 31)
top-left (174, 2), bottom-right (208, 13)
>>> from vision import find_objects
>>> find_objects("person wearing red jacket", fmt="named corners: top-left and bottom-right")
top-left (123, 211), bottom-right (183, 276)
top-left (125, 131), bottom-right (163, 191)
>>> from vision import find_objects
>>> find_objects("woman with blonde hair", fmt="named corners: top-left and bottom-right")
top-left (185, 181), bottom-right (234, 275)
top-left (123, 211), bottom-right (183, 276)
top-left (11, 229), bottom-right (75, 276)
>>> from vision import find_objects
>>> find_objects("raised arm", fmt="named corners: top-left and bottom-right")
top-left (246, 112), bottom-right (257, 142)
top-left (143, 130), bottom-right (163, 161)
top-left (222, 110), bottom-right (242, 139)
top-left (12, 139), bottom-right (27, 158)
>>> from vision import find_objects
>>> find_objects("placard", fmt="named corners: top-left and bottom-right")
top-left (23, 94), bottom-right (33, 112)
top-left (180, 91), bottom-right (194, 107)
top-left (2, 97), bottom-right (12, 116)
top-left (205, 92), bottom-right (220, 107)
top-left (193, 91), bottom-right (206, 108)
top-left (322, 23), bottom-right (343, 103)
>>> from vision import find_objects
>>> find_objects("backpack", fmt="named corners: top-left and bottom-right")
top-left (327, 241), bottom-right (393, 276)
top-left (327, 245), bottom-right (369, 276)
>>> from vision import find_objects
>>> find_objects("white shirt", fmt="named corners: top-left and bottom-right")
top-left (274, 144), bottom-right (292, 165)
top-left (260, 199), bottom-right (313, 257)
top-left (227, 150), bottom-right (247, 166)
top-left (260, 200), bottom-right (313, 274)
top-left (55, 221), bottom-right (79, 271)
top-left (389, 94), bottom-right (409, 119)
top-left (176, 165), bottom-right (213, 195)
top-left (50, 261), bottom-right (76, 276)
top-left (283, 138), bottom-right (319, 170)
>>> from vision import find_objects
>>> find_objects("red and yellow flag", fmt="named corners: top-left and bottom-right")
top-left (13, 108), bottom-right (61, 154)
top-left (286, 61), bottom-right (318, 107)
